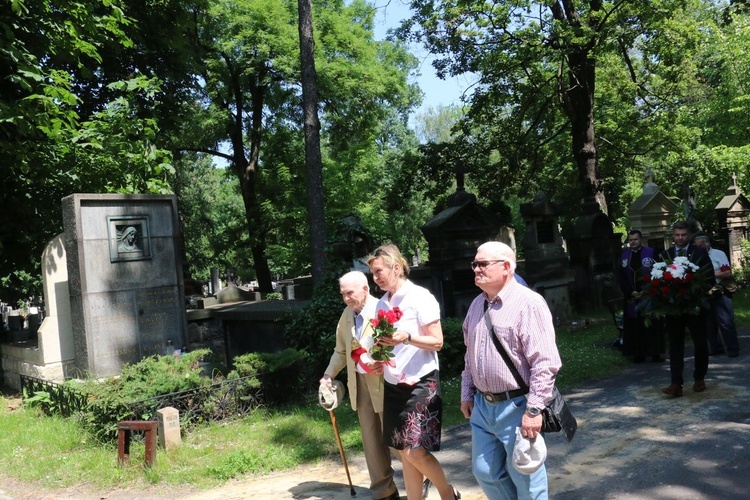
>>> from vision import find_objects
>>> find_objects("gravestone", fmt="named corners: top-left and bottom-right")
top-left (62, 194), bottom-right (187, 378)
top-left (156, 406), bottom-right (181, 450)
top-left (1, 235), bottom-right (76, 388)
top-left (627, 169), bottom-right (679, 252)
top-left (566, 196), bottom-right (622, 311)
top-left (421, 180), bottom-right (503, 318)
top-left (715, 173), bottom-right (750, 267)
top-left (520, 191), bottom-right (574, 320)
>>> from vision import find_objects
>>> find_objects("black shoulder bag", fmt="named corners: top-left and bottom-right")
top-left (484, 303), bottom-right (577, 441)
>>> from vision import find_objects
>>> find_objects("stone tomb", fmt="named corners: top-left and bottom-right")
top-left (715, 173), bottom-right (750, 267)
top-left (627, 170), bottom-right (679, 252)
top-left (63, 194), bottom-right (187, 379)
top-left (1, 235), bottom-right (75, 388)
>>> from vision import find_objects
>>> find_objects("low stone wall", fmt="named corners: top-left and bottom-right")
top-left (1, 341), bottom-right (75, 390)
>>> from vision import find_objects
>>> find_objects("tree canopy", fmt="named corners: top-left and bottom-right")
top-left (1, 0), bottom-right (749, 303)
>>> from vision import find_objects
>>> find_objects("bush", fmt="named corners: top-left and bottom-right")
top-left (284, 268), bottom-right (348, 387)
top-left (439, 317), bottom-right (465, 378)
top-left (69, 349), bottom-right (213, 442)
top-left (230, 348), bottom-right (308, 405)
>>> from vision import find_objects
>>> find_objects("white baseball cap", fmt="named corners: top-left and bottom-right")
top-left (512, 427), bottom-right (547, 475)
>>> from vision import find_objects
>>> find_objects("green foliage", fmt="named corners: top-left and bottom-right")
top-left (70, 349), bottom-right (213, 442)
top-left (732, 287), bottom-right (750, 326)
top-left (23, 391), bottom-right (53, 411)
top-left (439, 317), bottom-right (465, 378)
top-left (284, 270), bottom-right (348, 383)
top-left (733, 238), bottom-right (750, 284)
top-left (229, 348), bottom-right (308, 405)
top-left (1, 0), bottom-right (174, 303)
top-left (555, 320), bottom-right (630, 390)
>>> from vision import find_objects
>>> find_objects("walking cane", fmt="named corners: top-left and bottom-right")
top-left (329, 409), bottom-right (356, 496)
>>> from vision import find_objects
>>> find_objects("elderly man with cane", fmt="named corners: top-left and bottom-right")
top-left (320, 271), bottom-right (399, 500)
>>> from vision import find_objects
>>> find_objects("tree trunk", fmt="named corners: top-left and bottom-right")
top-left (297, 0), bottom-right (327, 286)
top-left (551, 0), bottom-right (608, 215)
top-left (565, 52), bottom-right (608, 214)
top-left (229, 68), bottom-right (274, 294)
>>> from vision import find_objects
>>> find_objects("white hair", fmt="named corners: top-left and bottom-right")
top-left (339, 270), bottom-right (369, 288)
top-left (477, 241), bottom-right (517, 273)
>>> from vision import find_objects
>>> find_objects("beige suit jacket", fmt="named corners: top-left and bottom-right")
top-left (324, 295), bottom-right (384, 413)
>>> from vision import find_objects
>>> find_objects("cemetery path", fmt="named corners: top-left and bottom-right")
top-left (1, 328), bottom-right (749, 500)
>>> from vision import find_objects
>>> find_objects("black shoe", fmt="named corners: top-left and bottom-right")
top-left (633, 356), bottom-right (645, 363)
top-left (710, 348), bottom-right (725, 356)
top-left (651, 355), bottom-right (664, 362)
top-left (422, 478), bottom-right (431, 499)
top-left (728, 350), bottom-right (740, 357)
top-left (452, 486), bottom-right (461, 500)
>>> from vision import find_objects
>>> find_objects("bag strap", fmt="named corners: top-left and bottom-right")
top-left (483, 301), bottom-right (529, 392)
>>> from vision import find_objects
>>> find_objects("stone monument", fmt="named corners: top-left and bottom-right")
top-left (715, 173), bottom-right (750, 267)
top-left (627, 169), bottom-right (679, 251)
top-left (421, 172), bottom-right (503, 317)
top-left (62, 194), bottom-right (187, 378)
top-left (1, 235), bottom-right (76, 388)
top-left (156, 406), bottom-right (182, 450)
top-left (566, 196), bottom-right (622, 311)
top-left (520, 191), bottom-right (573, 320)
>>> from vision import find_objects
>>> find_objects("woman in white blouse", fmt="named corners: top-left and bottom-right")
top-left (368, 244), bottom-right (460, 500)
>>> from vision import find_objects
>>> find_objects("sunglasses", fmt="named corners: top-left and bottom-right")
top-left (470, 260), bottom-right (505, 270)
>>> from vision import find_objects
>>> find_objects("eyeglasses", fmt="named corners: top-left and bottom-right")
top-left (470, 260), bottom-right (505, 270)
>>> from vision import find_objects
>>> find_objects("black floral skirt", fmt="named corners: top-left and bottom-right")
top-left (383, 369), bottom-right (442, 451)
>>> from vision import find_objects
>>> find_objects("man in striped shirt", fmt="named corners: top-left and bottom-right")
top-left (461, 241), bottom-right (561, 499)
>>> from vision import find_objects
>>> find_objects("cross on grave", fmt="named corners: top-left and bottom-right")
top-left (644, 167), bottom-right (654, 184)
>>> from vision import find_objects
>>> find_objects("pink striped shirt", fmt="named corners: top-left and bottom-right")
top-left (461, 278), bottom-right (561, 410)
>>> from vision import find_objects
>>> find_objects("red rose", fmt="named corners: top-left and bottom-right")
top-left (678, 288), bottom-right (688, 297)
top-left (392, 306), bottom-right (403, 320)
top-left (652, 279), bottom-right (661, 286)
top-left (661, 286), bottom-right (671, 295)
top-left (642, 275), bottom-right (651, 282)
top-left (664, 272), bottom-right (673, 281)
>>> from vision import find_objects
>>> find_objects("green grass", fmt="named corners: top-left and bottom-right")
top-left (2, 289), bottom-right (746, 491)
top-left (732, 286), bottom-right (750, 326)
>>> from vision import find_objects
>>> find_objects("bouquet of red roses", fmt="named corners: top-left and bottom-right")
top-left (368, 307), bottom-right (403, 361)
top-left (637, 255), bottom-right (710, 322)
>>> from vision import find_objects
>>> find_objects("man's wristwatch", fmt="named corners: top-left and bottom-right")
top-left (526, 406), bottom-right (542, 417)
top-left (403, 333), bottom-right (411, 345)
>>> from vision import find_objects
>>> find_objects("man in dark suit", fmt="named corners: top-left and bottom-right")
top-left (619, 229), bottom-right (660, 362)
top-left (659, 221), bottom-right (716, 397)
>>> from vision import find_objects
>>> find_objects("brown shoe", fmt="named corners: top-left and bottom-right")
top-left (693, 380), bottom-right (706, 392)
top-left (661, 384), bottom-right (683, 397)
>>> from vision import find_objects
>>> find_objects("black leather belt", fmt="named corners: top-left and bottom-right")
top-left (481, 389), bottom-right (528, 403)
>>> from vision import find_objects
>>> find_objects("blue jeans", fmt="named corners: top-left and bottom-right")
top-left (707, 294), bottom-right (739, 352)
top-left (470, 393), bottom-right (548, 500)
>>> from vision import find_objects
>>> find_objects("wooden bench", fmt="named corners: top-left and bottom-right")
top-left (117, 420), bottom-right (158, 466)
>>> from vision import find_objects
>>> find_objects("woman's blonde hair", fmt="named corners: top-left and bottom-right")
top-left (367, 244), bottom-right (410, 277)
